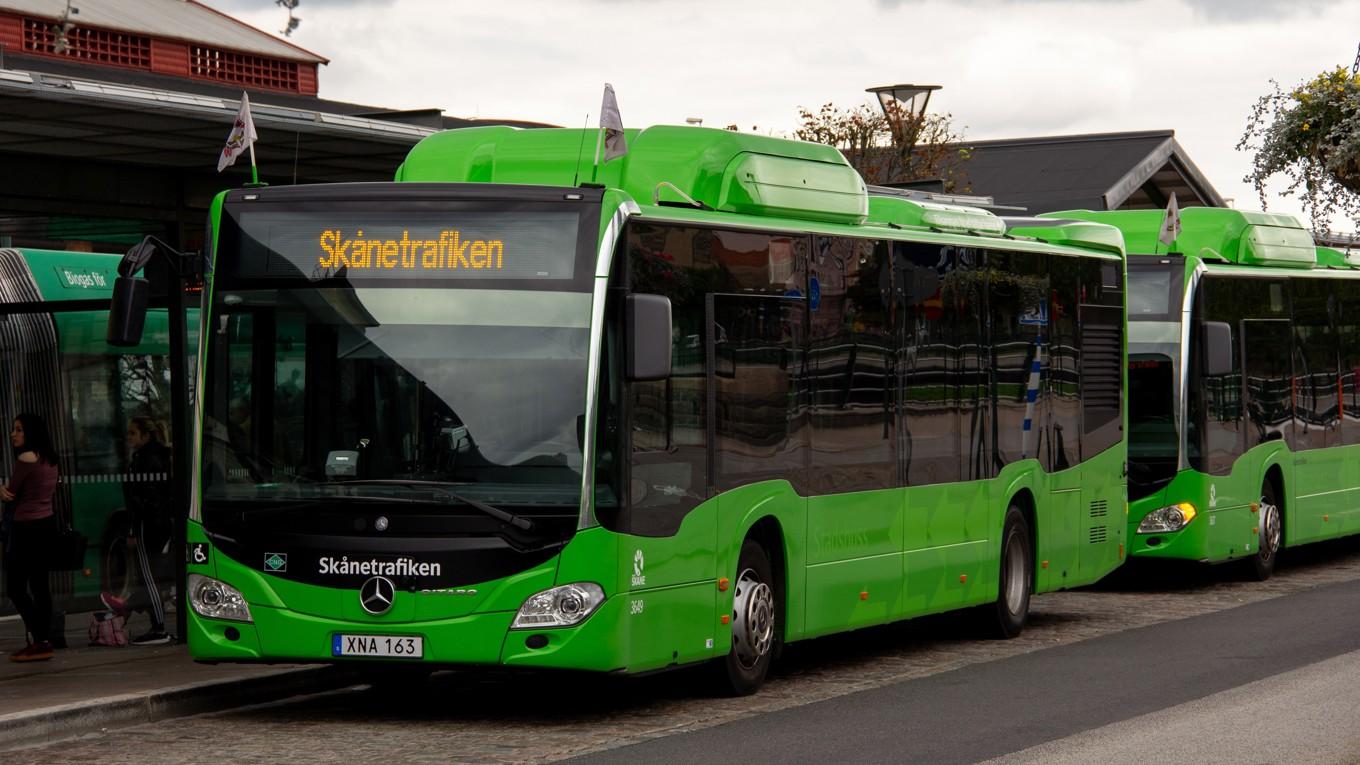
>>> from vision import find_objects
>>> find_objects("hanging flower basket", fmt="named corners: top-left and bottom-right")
top-left (1240, 67), bottom-right (1360, 226)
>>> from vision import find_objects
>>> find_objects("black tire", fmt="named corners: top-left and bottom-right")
top-left (1249, 480), bottom-right (1282, 581)
top-left (987, 505), bottom-right (1032, 639)
top-left (714, 539), bottom-right (778, 696)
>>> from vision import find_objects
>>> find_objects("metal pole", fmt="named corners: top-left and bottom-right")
top-left (166, 263), bottom-right (190, 641)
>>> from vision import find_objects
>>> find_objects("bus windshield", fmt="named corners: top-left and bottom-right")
top-left (201, 190), bottom-right (599, 514)
top-left (1128, 354), bottom-right (1178, 498)
top-left (1127, 257), bottom-right (1183, 322)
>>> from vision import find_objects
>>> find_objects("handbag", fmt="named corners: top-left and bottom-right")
top-left (52, 516), bottom-right (88, 571)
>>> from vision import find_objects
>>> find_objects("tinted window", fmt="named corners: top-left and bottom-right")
top-left (808, 236), bottom-right (896, 494)
top-left (1048, 254), bottom-right (1082, 471)
top-left (1240, 281), bottom-right (1292, 448)
top-left (625, 223), bottom-right (717, 535)
top-left (711, 230), bottom-right (809, 490)
top-left (897, 242), bottom-right (961, 485)
top-left (1080, 258), bottom-right (1124, 458)
top-left (1127, 258), bottom-right (1183, 321)
top-left (1291, 279), bottom-right (1337, 451)
top-left (1338, 280), bottom-right (1360, 446)
top-left (989, 251), bottom-right (1049, 470)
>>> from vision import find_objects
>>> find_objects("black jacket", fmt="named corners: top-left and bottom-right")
top-left (125, 440), bottom-right (172, 527)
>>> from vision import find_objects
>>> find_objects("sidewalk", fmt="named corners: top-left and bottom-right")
top-left (0, 611), bottom-right (356, 750)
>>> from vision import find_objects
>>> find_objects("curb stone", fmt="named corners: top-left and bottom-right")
top-left (0, 665), bottom-right (360, 751)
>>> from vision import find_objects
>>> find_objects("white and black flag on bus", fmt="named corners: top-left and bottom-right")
top-left (1158, 192), bottom-right (1182, 248)
top-left (596, 83), bottom-right (627, 164)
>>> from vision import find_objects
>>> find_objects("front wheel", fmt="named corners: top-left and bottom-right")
top-left (714, 539), bottom-right (778, 696)
top-left (986, 505), bottom-right (1032, 639)
top-left (1249, 480), bottom-right (1282, 581)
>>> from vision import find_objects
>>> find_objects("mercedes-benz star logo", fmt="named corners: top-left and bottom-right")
top-left (359, 576), bottom-right (395, 615)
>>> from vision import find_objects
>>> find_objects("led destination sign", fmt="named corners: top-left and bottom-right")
top-left (231, 210), bottom-right (581, 281)
top-left (318, 229), bottom-right (505, 273)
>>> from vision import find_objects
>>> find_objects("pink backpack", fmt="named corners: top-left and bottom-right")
top-left (88, 611), bottom-right (128, 647)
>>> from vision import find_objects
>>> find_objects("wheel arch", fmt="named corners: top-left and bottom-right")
top-left (742, 517), bottom-right (787, 614)
top-left (1262, 462), bottom-right (1286, 545)
top-left (1007, 487), bottom-right (1039, 581)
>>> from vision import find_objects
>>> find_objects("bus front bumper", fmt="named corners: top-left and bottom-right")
top-left (188, 596), bottom-right (628, 672)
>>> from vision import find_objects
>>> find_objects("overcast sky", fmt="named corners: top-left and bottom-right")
top-left (206, 0), bottom-right (1360, 230)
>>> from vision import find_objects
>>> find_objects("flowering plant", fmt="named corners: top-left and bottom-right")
top-left (1240, 67), bottom-right (1360, 227)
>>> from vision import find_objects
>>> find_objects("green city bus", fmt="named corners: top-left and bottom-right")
top-left (181, 126), bottom-right (1128, 693)
top-left (1053, 207), bottom-right (1360, 579)
top-left (0, 247), bottom-right (180, 613)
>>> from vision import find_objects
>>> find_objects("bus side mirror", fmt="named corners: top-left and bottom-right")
top-left (626, 293), bottom-right (672, 382)
top-left (107, 276), bottom-right (150, 347)
top-left (1202, 321), bottom-right (1233, 377)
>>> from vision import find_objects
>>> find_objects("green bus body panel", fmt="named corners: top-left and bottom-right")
top-left (396, 125), bottom-right (867, 225)
top-left (189, 447), bottom-right (1127, 671)
top-left (1002, 219), bottom-right (1125, 257)
top-left (1047, 208), bottom-right (1317, 268)
top-left (20, 248), bottom-right (118, 301)
top-left (1129, 439), bottom-right (1360, 563)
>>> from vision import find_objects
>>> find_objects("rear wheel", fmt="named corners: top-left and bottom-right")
top-left (1250, 480), bottom-right (1282, 581)
top-left (987, 505), bottom-right (1032, 639)
top-left (714, 539), bottom-right (777, 696)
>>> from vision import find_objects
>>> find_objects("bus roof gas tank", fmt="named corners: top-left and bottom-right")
top-left (1044, 206), bottom-right (1318, 268)
top-left (1237, 222), bottom-right (1317, 268)
top-left (396, 125), bottom-right (868, 225)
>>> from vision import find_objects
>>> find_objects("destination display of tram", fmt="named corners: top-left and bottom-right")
top-left (228, 209), bottom-right (581, 281)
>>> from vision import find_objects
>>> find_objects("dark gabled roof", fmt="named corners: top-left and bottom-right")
top-left (945, 130), bottom-right (1225, 214)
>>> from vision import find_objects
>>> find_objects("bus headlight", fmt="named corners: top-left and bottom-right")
top-left (1137, 502), bottom-right (1198, 534)
top-left (188, 573), bottom-right (253, 623)
top-left (511, 583), bottom-right (605, 629)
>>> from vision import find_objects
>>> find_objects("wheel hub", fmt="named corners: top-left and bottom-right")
top-left (1259, 499), bottom-right (1281, 561)
top-left (731, 567), bottom-right (774, 669)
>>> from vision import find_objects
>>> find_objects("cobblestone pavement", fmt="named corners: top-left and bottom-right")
top-left (10, 539), bottom-right (1360, 765)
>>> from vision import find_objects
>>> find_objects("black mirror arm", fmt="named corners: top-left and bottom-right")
top-left (118, 235), bottom-right (204, 280)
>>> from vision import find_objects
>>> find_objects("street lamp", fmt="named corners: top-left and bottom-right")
top-left (866, 84), bottom-right (941, 181)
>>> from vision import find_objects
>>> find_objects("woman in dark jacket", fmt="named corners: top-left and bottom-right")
top-left (2, 413), bottom-right (61, 662)
top-left (121, 416), bottom-right (174, 645)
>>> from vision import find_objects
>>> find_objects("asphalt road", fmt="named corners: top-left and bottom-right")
top-left (571, 578), bottom-right (1360, 764)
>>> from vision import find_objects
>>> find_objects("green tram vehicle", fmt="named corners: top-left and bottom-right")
top-left (1057, 207), bottom-right (1360, 580)
top-left (0, 247), bottom-right (181, 614)
top-left (179, 126), bottom-right (1128, 694)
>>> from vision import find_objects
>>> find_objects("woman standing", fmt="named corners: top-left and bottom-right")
top-left (121, 416), bottom-right (173, 645)
top-left (2, 413), bottom-right (61, 662)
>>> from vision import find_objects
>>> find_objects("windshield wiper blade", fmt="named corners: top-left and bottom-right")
top-left (235, 494), bottom-right (452, 515)
top-left (331, 480), bottom-right (536, 531)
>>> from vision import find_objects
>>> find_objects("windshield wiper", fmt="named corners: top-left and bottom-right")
top-left (331, 480), bottom-right (536, 531)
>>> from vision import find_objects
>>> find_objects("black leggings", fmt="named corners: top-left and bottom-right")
top-left (5, 515), bottom-right (57, 644)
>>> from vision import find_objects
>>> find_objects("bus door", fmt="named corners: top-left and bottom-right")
top-left (1283, 278), bottom-right (1347, 543)
top-left (1240, 316), bottom-right (1300, 543)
